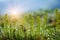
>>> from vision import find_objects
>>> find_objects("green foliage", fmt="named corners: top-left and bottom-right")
top-left (0, 9), bottom-right (60, 40)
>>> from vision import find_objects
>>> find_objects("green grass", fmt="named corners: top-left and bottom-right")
top-left (0, 9), bottom-right (60, 40)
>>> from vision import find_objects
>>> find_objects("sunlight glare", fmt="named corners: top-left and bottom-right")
top-left (6, 7), bottom-right (24, 20)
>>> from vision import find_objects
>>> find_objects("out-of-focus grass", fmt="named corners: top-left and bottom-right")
top-left (0, 9), bottom-right (60, 40)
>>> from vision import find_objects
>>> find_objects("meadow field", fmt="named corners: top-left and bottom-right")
top-left (0, 9), bottom-right (60, 40)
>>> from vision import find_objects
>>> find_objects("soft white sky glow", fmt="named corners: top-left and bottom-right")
top-left (5, 6), bottom-right (25, 19)
top-left (6, 6), bottom-right (25, 15)
top-left (0, 0), bottom-right (60, 15)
